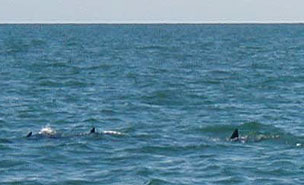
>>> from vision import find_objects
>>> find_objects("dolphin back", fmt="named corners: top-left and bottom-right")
top-left (230, 129), bottom-right (239, 140)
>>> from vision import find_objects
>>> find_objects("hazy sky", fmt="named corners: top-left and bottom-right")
top-left (1, 0), bottom-right (304, 23)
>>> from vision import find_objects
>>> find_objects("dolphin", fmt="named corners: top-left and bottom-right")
top-left (229, 129), bottom-right (249, 143)
top-left (229, 128), bottom-right (282, 143)
top-left (230, 129), bottom-right (239, 140)
top-left (26, 126), bottom-right (123, 138)
top-left (90, 127), bottom-right (96, 134)
top-left (26, 126), bottom-right (95, 138)
top-left (26, 131), bottom-right (32, 137)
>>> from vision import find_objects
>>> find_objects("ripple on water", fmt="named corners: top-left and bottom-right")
top-left (1, 25), bottom-right (304, 185)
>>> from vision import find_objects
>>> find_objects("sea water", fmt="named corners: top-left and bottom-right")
top-left (0, 24), bottom-right (304, 184)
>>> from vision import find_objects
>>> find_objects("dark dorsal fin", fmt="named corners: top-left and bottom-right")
top-left (26, 131), bottom-right (32, 137)
top-left (90, 127), bottom-right (96, 134)
top-left (230, 129), bottom-right (239, 139)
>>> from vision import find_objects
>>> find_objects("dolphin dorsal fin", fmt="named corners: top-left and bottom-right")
top-left (26, 131), bottom-right (32, 137)
top-left (230, 129), bottom-right (239, 139)
top-left (90, 127), bottom-right (96, 134)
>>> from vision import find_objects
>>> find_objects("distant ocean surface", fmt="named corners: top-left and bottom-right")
top-left (1, 24), bottom-right (304, 185)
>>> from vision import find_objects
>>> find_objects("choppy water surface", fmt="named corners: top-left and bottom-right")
top-left (1, 24), bottom-right (304, 185)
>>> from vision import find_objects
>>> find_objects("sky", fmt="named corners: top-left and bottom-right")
top-left (1, 0), bottom-right (304, 23)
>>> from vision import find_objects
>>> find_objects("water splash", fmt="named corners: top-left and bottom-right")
top-left (38, 125), bottom-right (57, 136)
top-left (102, 130), bottom-right (124, 136)
top-left (200, 122), bottom-right (304, 146)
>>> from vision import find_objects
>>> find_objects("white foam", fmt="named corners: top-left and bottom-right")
top-left (102, 130), bottom-right (123, 135)
top-left (39, 126), bottom-right (56, 135)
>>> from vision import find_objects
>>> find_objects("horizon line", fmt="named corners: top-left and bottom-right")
top-left (1, 21), bottom-right (304, 25)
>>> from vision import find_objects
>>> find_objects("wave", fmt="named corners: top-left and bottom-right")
top-left (199, 122), bottom-right (304, 146)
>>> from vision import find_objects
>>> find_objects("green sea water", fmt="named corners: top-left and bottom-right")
top-left (0, 24), bottom-right (304, 184)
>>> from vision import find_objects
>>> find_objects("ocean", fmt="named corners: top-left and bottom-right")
top-left (0, 24), bottom-right (304, 184)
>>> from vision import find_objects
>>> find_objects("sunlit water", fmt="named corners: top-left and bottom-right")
top-left (1, 24), bottom-right (304, 185)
